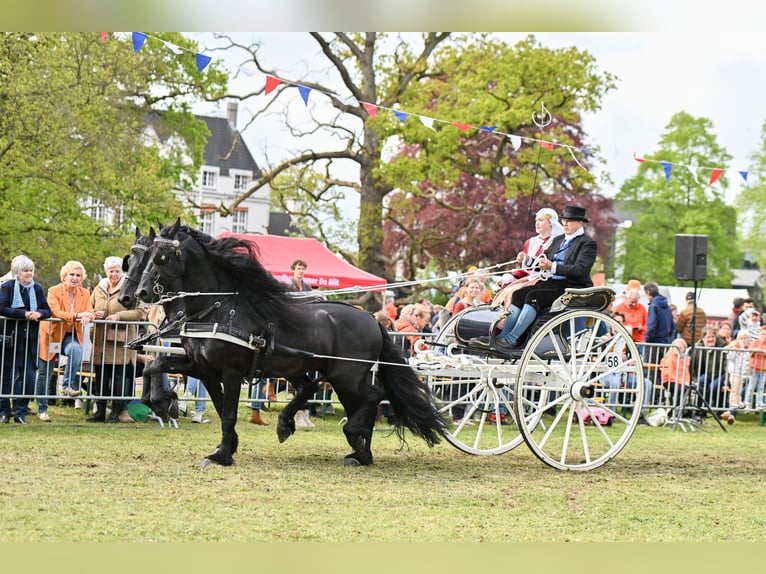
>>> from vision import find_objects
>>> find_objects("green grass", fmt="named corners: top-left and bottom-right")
top-left (1, 401), bottom-right (765, 542)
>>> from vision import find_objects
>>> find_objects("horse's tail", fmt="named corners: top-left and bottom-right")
top-left (376, 323), bottom-right (448, 447)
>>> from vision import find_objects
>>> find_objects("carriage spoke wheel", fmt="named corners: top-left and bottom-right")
top-left (513, 310), bottom-right (644, 471)
top-left (427, 311), bottom-right (524, 456)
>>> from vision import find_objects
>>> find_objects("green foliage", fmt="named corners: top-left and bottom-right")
top-left (737, 118), bottom-right (766, 276)
top-left (0, 32), bottom-right (227, 286)
top-left (614, 112), bottom-right (738, 287)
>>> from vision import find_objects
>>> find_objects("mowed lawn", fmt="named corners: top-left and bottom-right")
top-left (1, 401), bottom-right (765, 542)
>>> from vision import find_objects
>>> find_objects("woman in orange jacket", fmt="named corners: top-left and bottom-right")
top-left (34, 261), bottom-right (95, 420)
top-left (660, 338), bottom-right (691, 406)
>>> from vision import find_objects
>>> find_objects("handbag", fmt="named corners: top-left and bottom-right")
top-left (105, 324), bottom-right (127, 343)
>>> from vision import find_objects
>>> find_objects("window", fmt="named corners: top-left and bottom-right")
top-left (232, 209), bottom-right (248, 233)
top-left (234, 174), bottom-right (250, 192)
top-left (201, 170), bottom-right (217, 188)
top-left (199, 210), bottom-right (214, 234)
top-left (90, 204), bottom-right (107, 222)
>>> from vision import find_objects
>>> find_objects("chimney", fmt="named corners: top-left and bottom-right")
top-left (226, 101), bottom-right (238, 130)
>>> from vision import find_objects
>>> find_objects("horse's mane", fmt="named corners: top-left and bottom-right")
top-left (169, 226), bottom-right (297, 321)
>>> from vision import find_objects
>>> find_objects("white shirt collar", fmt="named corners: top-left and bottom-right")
top-left (564, 228), bottom-right (584, 242)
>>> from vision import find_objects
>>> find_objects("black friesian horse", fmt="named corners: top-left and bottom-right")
top-left (127, 220), bottom-right (447, 467)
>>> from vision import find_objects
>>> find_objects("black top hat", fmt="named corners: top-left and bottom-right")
top-left (560, 205), bottom-right (589, 222)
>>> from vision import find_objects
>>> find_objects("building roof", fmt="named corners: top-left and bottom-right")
top-left (198, 115), bottom-right (261, 178)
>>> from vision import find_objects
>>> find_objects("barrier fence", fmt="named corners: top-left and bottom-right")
top-left (1, 316), bottom-right (764, 419)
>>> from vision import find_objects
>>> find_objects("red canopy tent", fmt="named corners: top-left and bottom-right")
top-left (218, 233), bottom-right (387, 290)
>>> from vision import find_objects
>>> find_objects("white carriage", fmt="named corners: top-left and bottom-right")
top-left (410, 287), bottom-right (645, 471)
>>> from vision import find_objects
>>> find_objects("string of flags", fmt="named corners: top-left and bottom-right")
top-left (104, 32), bottom-right (754, 188)
top-left (632, 152), bottom-right (749, 187)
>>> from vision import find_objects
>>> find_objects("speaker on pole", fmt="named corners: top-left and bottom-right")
top-left (674, 234), bottom-right (707, 281)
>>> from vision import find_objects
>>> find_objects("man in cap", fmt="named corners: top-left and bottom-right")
top-left (486, 205), bottom-right (598, 354)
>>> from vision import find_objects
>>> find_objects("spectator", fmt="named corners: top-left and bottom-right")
top-left (614, 288), bottom-right (647, 345)
top-left (451, 279), bottom-right (485, 315)
top-left (720, 331), bottom-right (751, 422)
top-left (88, 256), bottom-right (144, 423)
top-left (659, 338), bottom-right (691, 406)
top-left (394, 303), bottom-right (430, 357)
top-left (746, 325), bottom-right (766, 410)
top-left (288, 259), bottom-right (312, 292)
top-left (36, 261), bottom-right (95, 420)
top-left (691, 326), bottom-right (728, 409)
top-left (493, 207), bottom-right (564, 310)
top-left (717, 322), bottom-right (732, 345)
top-left (374, 310), bottom-right (395, 331)
top-left (491, 205), bottom-right (597, 354)
top-left (600, 311), bottom-right (628, 407)
top-left (728, 297), bottom-right (745, 336)
top-left (613, 278), bottom-right (644, 310)
top-left (733, 298), bottom-right (755, 338)
top-left (742, 308), bottom-right (761, 340)
top-left (676, 292), bottom-right (707, 346)
top-left (184, 376), bottom-right (210, 424)
top-left (247, 378), bottom-right (269, 426)
top-left (0, 256), bottom-right (51, 424)
top-left (644, 282), bottom-right (674, 346)
top-left (446, 266), bottom-right (492, 312)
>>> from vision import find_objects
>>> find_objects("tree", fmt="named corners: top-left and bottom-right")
top-left (737, 118), bottom-right (766, 276)
top-left (213, 33), bottom-right (615, 304)
top-left (0, 32), bottom-right (228, 285)
top-left (381, 35), bottom-right (617, 284)
top-left (614, 111), bottom-right (738, 287)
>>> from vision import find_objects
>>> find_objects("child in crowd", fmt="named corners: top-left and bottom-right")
top-left (720, 331), bottom-right (751, 423)
top-left (659, 338), bottom-right (690, 406)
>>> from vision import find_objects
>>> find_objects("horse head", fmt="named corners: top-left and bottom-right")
top-left (119, 226), bottom-right (154, 308)
top-left (134, 220), bottom-right (186, 304)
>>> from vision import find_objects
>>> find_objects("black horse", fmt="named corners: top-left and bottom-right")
top-left (128, 219), bottom-right (447, 467)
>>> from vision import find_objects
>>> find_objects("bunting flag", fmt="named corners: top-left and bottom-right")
top-left (121, 32), bottom-right (759, 188)
top-left (361, 102), bottom-right (378, 117)
top-left (297, 85), bottom-right (311, 106)
top-left (100, 32), bottom-right (108, 42)
top-left (195, 53), bottom-right (212, 74)
top-left (634, 153), bottom-right (750, 187)
top-left (264, 75), bottom-right (281, 95)
top-left (132, 32), bottom-right (146, 53)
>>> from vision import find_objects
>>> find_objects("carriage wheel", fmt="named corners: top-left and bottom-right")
top-left (424, 310), bottom-right (524, 456)
top-left (513, 310), bottom-right (644, 471)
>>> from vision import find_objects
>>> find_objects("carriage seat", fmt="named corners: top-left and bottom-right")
top-left (457, 287), bottom-right (615, 357)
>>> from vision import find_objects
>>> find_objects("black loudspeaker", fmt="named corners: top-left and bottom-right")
top-left (674, 234), bottom-right (707, 281)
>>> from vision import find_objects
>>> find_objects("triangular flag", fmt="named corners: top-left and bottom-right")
top-left (539, 140), bottom-right (554, 150)
top-left (708, 168), bottom-right (723, 186)
top-left (265, 75), bottom-right (281, 95)
top-left (480, 126), bottom-right (497, 132)
top-left (362, 102), bottom-right (378, 117)
top-left (507, 134), bottom-right (521, 151)
top-left (419, 116), bottom-right (435, 131)
top-left (393, 110), bottom-right (407, 123)
top-left (740, 171), bottom-right (749, 185)
top-left (164, 41), bottom-right (183, 55)
top-left (452, 122), bottom-right (471, 132)
top-left (132, 32), bottom-right (147, 53)
top-left (687, 164), bottom-right (700, 184)
top-left (195, 53), bottom-right (212, 73)
top-left (100, 32), bottom-right (108, 42)
top-left (661, 161), bottom-right (672, 182)
top-left (633, 152), bottom-right (646, 163)
top-left (581, 147), bottom-right (593, 157)
top-left (297, 85), bottom-right (311, 106)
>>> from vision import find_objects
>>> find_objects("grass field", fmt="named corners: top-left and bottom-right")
top-left (1, 401), bottom-right (765, 542)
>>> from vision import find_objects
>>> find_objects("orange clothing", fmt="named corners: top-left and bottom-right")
top-left (447, 283), bottom-right (492, 311)
top-left (660, 351), bottom-right (691, 386)
top-left (394, 318), bottom-right (420, 356)
top-left (613, 301), bottom-right (647, 343)
top-left (38, 283), bottom-right (95, 361)
top-left (748, 339), bottom-right (766, 373)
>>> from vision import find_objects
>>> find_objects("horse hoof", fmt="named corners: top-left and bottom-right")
top-left (276, 424), bottom-right (294, 443)
top-left (343, 456), bottom-right (362, 467)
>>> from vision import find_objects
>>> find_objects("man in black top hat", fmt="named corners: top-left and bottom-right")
top-left (490, 205), bottom-right (598, 354)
